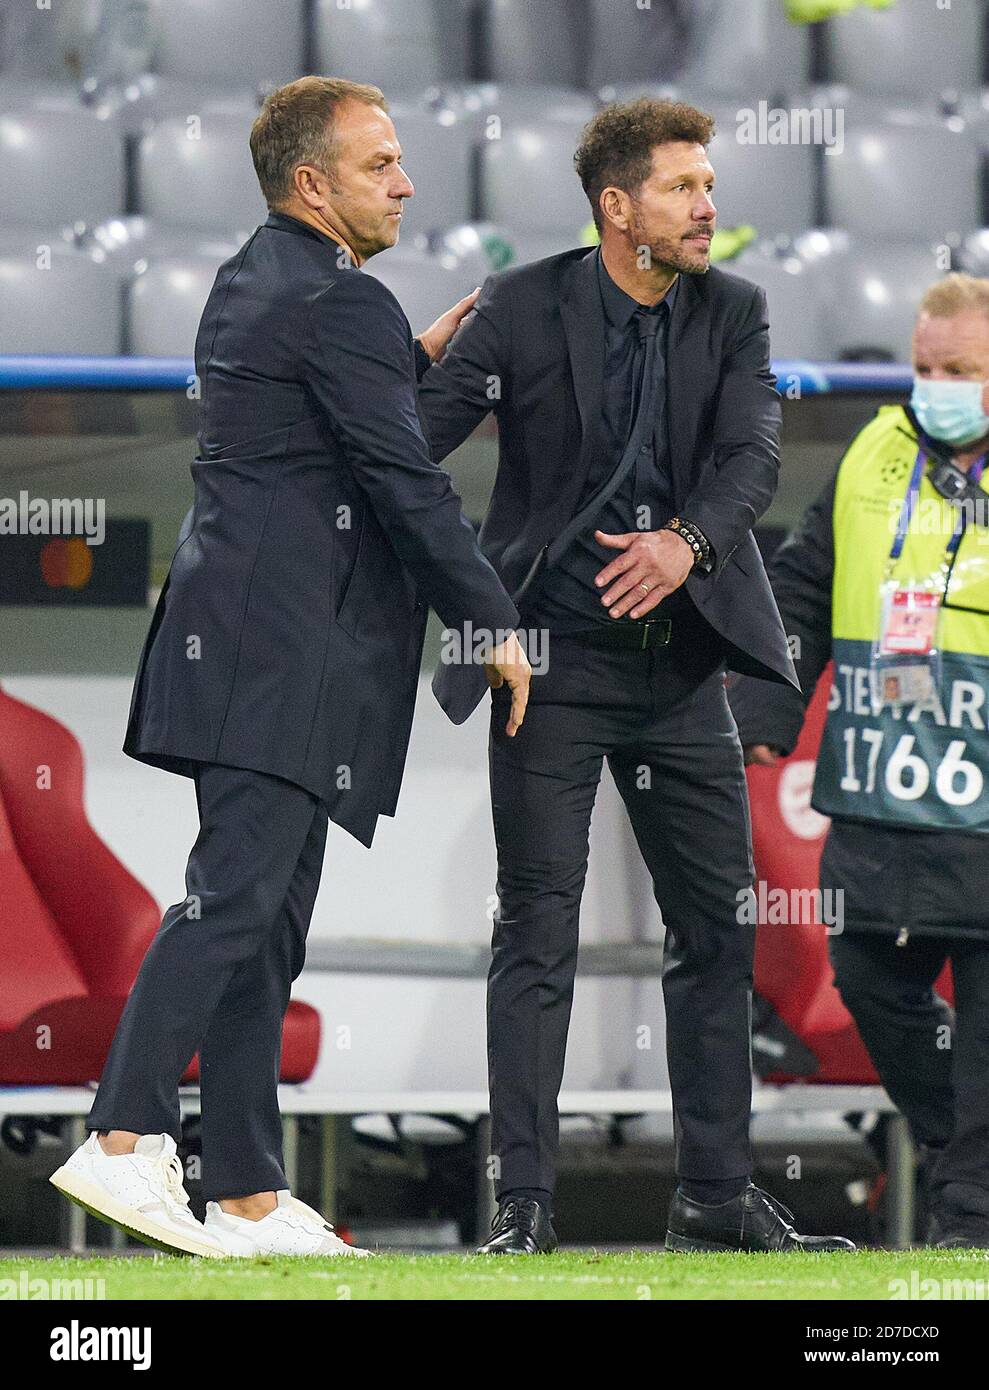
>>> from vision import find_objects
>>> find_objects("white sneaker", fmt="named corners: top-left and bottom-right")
top-left (49, 1131), bottom-right (252, 1258)
top-left (205, 1191), bottom-right (371, 1257)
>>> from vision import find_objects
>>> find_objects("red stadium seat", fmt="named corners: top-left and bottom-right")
top-left (0, 682), bottom-right (320, 1085)
top-left (747, 663), bottom-right (953, 1084)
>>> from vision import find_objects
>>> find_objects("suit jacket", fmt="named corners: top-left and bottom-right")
top-left (418, 246), bottom-right (800, 723)
top-left (124, 211), bottom-right (519, 846)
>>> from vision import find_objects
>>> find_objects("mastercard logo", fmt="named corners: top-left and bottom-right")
top-left (40, 537), bottom-right (94, 590)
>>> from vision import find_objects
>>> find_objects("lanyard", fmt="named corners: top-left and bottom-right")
top-left (889, 449), bottom-right (987, 565)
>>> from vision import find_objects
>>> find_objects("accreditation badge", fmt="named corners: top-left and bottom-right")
top-left (870, 579), bottom-right (944, 711)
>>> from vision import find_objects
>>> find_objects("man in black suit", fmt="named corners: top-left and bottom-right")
top-left (419, 98), bottom-right (854, 1254)
top-left (51, 76), bottom-right (530, 1258)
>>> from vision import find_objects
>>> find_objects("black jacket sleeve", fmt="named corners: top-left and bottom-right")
top-left (306, 269), bottom-right (519, 636)
top-left (413, 337), bottom-right (432, 383)
top-left (728, 461), bottom-right (839, 755)
top-left (415, 273), bottom-right (508, 464)
top-left (679, 285), bottom-right (782, 580)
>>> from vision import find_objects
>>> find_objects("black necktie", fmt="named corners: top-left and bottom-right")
top-left (628, 305), bottom-right (663, 441)
top-left (635, 305), bottom-right (663, 341)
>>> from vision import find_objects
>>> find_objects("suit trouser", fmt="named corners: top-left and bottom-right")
top-left (86, 762), bottom-right (329, 1201)
top-left (829, 928), bottom-right (989, 1226)
top-left (486, 611), bottom-right (756, 1196)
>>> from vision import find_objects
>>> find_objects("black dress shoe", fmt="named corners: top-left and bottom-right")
top-left (475, 1198), bottom-right (558, 1255)
top-left (929, 1213), bottom-right (989, 1249)
top-left (666, 1184), bottom-right (857, 1253)
top-left (928, 1185), bottom-right (989, 1248)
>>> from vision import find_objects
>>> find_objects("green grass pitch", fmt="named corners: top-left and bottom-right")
top-left (3, 1249), bottom-right (989, 1300)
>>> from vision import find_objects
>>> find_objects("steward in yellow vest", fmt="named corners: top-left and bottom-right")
top-left (729, 274), bottom-right (989, 1248)
top-left (792, 402), bottom-right (988, 834)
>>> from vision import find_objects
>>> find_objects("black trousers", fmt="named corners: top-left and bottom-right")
top-left (87, 763), bottom-right (329, 1202)
top-left (488, 601), bottom-right (756, 1196)
top-left (829, 929), bottom-right (989, 1226)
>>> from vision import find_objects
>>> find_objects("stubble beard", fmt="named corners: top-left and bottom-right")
top-left (631, 221), bottom-right (712, 277)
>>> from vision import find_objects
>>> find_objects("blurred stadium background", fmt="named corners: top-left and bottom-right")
top-left (1, 0), bottom-right (984, 1252)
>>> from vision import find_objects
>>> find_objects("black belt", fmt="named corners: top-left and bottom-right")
top-left (557, 619), bottom-right (673, 651)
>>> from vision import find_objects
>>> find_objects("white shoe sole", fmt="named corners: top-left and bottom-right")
top-left (49, 1165), bottom-right (236, 1259)
top-left (205, 1221), bottom-right (372, 1258)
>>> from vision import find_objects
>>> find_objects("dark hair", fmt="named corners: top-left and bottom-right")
top-left (250, 75), bottom-right (387, 208)
top-left (574, 98), bottom-right (716, 231)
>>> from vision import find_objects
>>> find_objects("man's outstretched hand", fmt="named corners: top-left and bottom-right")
top-left (484, 631), bottom-right (531, 737)
top-left (417, 288), bottom-right (481, 363)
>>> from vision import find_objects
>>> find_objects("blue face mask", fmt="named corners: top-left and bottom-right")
top-left (911, 377), bottom-right (989, 447)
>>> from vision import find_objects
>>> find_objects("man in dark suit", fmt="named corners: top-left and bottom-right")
top-left (50, 76), bottom-right (529, 1259)
top-left (419, 98), bottom-right (854, 1254)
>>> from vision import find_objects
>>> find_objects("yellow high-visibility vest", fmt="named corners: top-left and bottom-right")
top-left (812, 405), bottom-right (989, 831)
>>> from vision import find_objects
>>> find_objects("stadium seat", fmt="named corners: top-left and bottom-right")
top-left (0, 76), bottom-right (116, 119)
top-left (500, 228), bottom-right (590, 266)
top-left (0, 244), bottom-right (121, 354)
top-left (823, 120), bottom-right (982, 243)
top-left (959, 227), bottom-right (989, 278)
top-left (587, 0), bottom-right (690, 92)
top-left (746, 668), bottom-right (953, 1084)
top-left (960, 94), bottom-right (989, 196)
top-left (479, 119), bottom-right (592, 240)
top-left (0, 682), bottom-right (320, 1086)
top-left (385, 103), bottom-right (475, 237)
top-left (594, 81), bottom-right (682, 107)
top-left (0, 105), bottom-right (123, 227)
top-left (804, 234), bottom-right (951, 363)
top-left (0, 0), bottom-right (103, 81)
top-left (808, 83), bottom-right (960, 130)
top-left (314, 0), bottom-right (471, 94)
top-left (362, 249), bottom-right (475, 332)
top-left (675, 0), bottom-right (810, 103)
top-left (97, 78), bottom-right (267, 138)
top-left (145, 0), bottom-right (304, 88)
top-left (126, 255), bottom-right (226, 357)
top-left (0, 223), bottom-right (102, 258)
top-left (826, 0), bottom-right (985, 99)
top-left (91, 215), bottom-right (244, 279)
top-left (426, 82), bottom-right (597, 131)
top-left (428, 220), bottom-right (516, 282)
top-left (705, 105), bottom-right (819, 238)
top-left (431, 220), bottom-right (587, 270)
top-left (136, 113), bottom-right (268, 234)
top-left (957, 87), bottom-right (989, 131)
top-left (729, 243), bottom-right (831, 361)
top-left (483, 0), bottom-right (585, 88)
